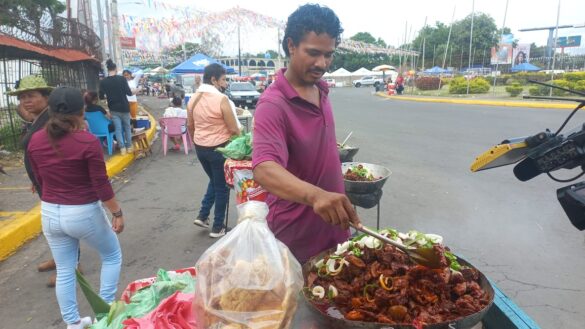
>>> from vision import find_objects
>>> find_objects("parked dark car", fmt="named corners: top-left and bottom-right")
top-left (226, 82), bottom-right (261, 108)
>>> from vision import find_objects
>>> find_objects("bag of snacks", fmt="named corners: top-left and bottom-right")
top-left (194, 201), bottom-right (303, 329)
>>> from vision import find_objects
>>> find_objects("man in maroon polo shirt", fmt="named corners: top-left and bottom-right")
top-left (252, 4), bottom-right (360, 263)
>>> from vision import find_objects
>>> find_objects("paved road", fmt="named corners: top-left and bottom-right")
top-left (1, 90), bottom-right (584, 328)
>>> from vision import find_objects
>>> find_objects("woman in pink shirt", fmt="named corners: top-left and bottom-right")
top-left (187, 64), bottom-right (240, 238)
top-left (27, 87), bottom-right (125, 329)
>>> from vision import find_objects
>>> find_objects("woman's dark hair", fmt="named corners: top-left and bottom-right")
top-left (122, 69), bottom-right (132, 76)
top-left (281, 4), bottom-right (343, 57)
top-left (203, 63), bottom-right (226, 84)
top-left (171, 96), bottom-right (182, 107)
top-left (106, 59), bottom-right (117, 71)
top-left (46, 87), bottom-right (85, 149)
top-left (83, 91), bottom-right (98, 106)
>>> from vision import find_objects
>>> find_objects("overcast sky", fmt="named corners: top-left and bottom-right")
top-left (112, 0), bottom-right (585, 55)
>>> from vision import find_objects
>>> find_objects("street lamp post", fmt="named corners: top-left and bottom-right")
top-left (238, 24), bottom-right (242, 76)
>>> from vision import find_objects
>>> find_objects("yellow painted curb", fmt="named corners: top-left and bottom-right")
top-left (376, 92), bottom-right (576, 109)
top-left (0, 108), bottom-right (157, 261)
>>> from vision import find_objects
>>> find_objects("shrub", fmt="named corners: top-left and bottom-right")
top-left (415, 76), bottom-right (441, 90)
top-left (528, 86), bottom-right (543, 96)
top-left (574, 80), bottom-right (585, 93)
top-left (563, 72), bottom-right (585, 82)
top-left (449, 77), bottom-right (490, 94)
top-left (550, 79), bottom-right (573, 96)
top-left (505, 83), bottom-right (523, 97)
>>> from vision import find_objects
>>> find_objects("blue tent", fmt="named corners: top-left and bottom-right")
top-left (423, 66), bottom-right (452, 74)
top-left (510, 62), bottom-right (541, 72)
top-left (171, 53), bottom-right (235, 74)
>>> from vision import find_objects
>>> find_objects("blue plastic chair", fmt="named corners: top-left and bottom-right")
top-left (85, 111), bottom-right (116, 155)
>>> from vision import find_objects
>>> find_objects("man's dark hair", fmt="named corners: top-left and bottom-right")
top-left (281, 4), bottom-right (343, 57)
top-left (203, 63), bottom-right (226, 84)
top-left (122, 69), bottom-right (132, 76)
top-left (171, 96), bottom-right (182, 107)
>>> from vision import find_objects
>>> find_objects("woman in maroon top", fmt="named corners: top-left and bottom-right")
top-left (27, 87), bottom-right (125, 329)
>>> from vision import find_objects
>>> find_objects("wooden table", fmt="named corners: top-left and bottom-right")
top-left (131, 131), bottom-right (151, 158)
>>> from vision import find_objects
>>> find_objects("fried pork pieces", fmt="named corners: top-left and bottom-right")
top-left (306, 244), bottom-right (491, 325)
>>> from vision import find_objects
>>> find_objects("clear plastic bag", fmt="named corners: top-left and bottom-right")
top-left (194, 201), bottom-right (303, 329)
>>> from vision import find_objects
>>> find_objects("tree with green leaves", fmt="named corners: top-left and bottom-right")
top-left (166, 42), bottom-right (206, 59)
top-left (409, 13), bottom-right (507, 70)
top-left (0, 0), bottom-right (66, 45)
top-left (350, 32), bottom-right (387, 48)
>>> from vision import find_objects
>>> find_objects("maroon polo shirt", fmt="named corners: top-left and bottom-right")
top-left (27, 129), bottom-right (114, 205)
top-left (252, 68), bottom-right (350, 263)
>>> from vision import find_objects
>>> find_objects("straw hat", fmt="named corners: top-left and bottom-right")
top-left (7, 75), bottom-right (54, 96)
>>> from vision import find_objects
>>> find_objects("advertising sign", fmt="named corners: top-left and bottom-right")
top-left (120, 37), bottom-right (136, 49)
top-left (513, 43), bottom-right (531, 65)
top-left (491, 43), bottom-right (513, 65)
top-left (557, 36), bottom-right (582, 48)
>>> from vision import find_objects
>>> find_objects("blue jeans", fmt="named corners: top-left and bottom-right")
top-left (195, 146), bottom-right (228, 231)
top-left (41, 201), bottom-right (122, 325)
top-left (111, 111), bottom-right (132, 149)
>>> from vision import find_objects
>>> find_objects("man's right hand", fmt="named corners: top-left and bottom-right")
top-left (310, 190), bottom-right (360, 230)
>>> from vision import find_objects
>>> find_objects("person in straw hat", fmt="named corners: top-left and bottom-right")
top-left (9, 75), bottom-right (82, 287)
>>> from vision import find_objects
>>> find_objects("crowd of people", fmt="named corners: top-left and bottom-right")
top-left (10, 3), bottom-right (367, 328)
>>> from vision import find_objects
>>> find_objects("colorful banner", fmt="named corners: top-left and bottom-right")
top-left (119, 7), bottom-right (285, 54)
top-left (491, 43), bottom-right (513, 65)
top-left (513, 43), bottom-right (530, 65)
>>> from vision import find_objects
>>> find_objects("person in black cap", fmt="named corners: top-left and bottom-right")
top-left (26, 87), bottom-right (125, 329)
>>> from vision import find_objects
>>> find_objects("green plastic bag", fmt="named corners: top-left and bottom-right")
top-left (90, 269), bottom-right (196, 329)
top-left (76, 270), bottom-right (110, 320)
top-left (216, 133), bottom-right (252, 160)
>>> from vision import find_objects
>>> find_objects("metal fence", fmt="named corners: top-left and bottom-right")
top-left (0, 11), bottom-right (101, 151)
top-left (0, 15), bottom-right (102, 62)
top-left (0, 56), bottom-right (100, 150)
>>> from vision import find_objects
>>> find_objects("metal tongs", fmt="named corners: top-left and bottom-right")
top-left (350, 223), bottom-right (445, 269)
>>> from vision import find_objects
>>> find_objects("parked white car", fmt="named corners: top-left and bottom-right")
top-left (352, 76), bottom-right (384, 88)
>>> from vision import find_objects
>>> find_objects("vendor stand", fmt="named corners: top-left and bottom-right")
top-left (81, 136), bottom-right (541, 329)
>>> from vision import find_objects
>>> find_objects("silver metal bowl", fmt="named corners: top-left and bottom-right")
top-left (338, 145), bottom-right (359, 163)
top-left (341, 162), bottom-right (391, 194)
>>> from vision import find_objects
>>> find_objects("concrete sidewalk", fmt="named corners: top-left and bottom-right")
top-left (375, 91), bottom-right (577, 109)
top-left (0, 104), bottom-right (157, 260)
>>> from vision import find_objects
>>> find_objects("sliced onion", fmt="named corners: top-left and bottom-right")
top-left (425, 234), bottom-right (443, 245)
top-left (315, 259), bottom-right (324, 269)
top-left (334, 241), bottom-right (351, 255)
top-left (312, 286), bottom-right (325, 299)
top-left (328, 285), bottom-right (338, 298)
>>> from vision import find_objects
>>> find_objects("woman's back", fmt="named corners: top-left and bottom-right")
top-left (192, 92), bottom-right (231, 147)
top-left (28, 129), bottom-right (113, 205)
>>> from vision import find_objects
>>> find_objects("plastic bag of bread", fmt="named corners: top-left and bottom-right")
top-left (194, 201), bottom-right (303, 329)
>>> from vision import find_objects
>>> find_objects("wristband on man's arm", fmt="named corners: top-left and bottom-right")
top-left (112, 209), bottom-right (123, 218)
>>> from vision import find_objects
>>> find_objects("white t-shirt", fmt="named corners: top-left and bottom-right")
top-left (163, 107), bottom-right (187, 118)
top-left (127, 79), bottom-right (138, 102)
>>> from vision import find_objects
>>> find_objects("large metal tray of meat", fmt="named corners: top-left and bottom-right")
top-left (301, 249), bottom-right (495, 329)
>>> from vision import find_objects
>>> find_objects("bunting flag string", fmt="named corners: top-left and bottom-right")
top-left (119, 6), bottom-right (285, 53)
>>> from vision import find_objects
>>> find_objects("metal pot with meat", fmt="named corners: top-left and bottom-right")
top-left (302, 229), bottom-right (494, 329)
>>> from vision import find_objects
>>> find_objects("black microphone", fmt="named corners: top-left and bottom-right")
top-left (513, 158), bottom-right (542, 181)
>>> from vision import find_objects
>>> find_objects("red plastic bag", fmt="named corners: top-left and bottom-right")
top-left (123, 291), bottom-right (197, 329)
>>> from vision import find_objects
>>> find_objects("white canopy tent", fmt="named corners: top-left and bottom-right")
top-left (351, 67), bottom-right (373, 76)
top-left (330, 68), bottom-right (352, 76)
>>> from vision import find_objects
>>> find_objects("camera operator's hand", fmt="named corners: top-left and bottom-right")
top-left (311, 190), bottom-right (361, 230)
